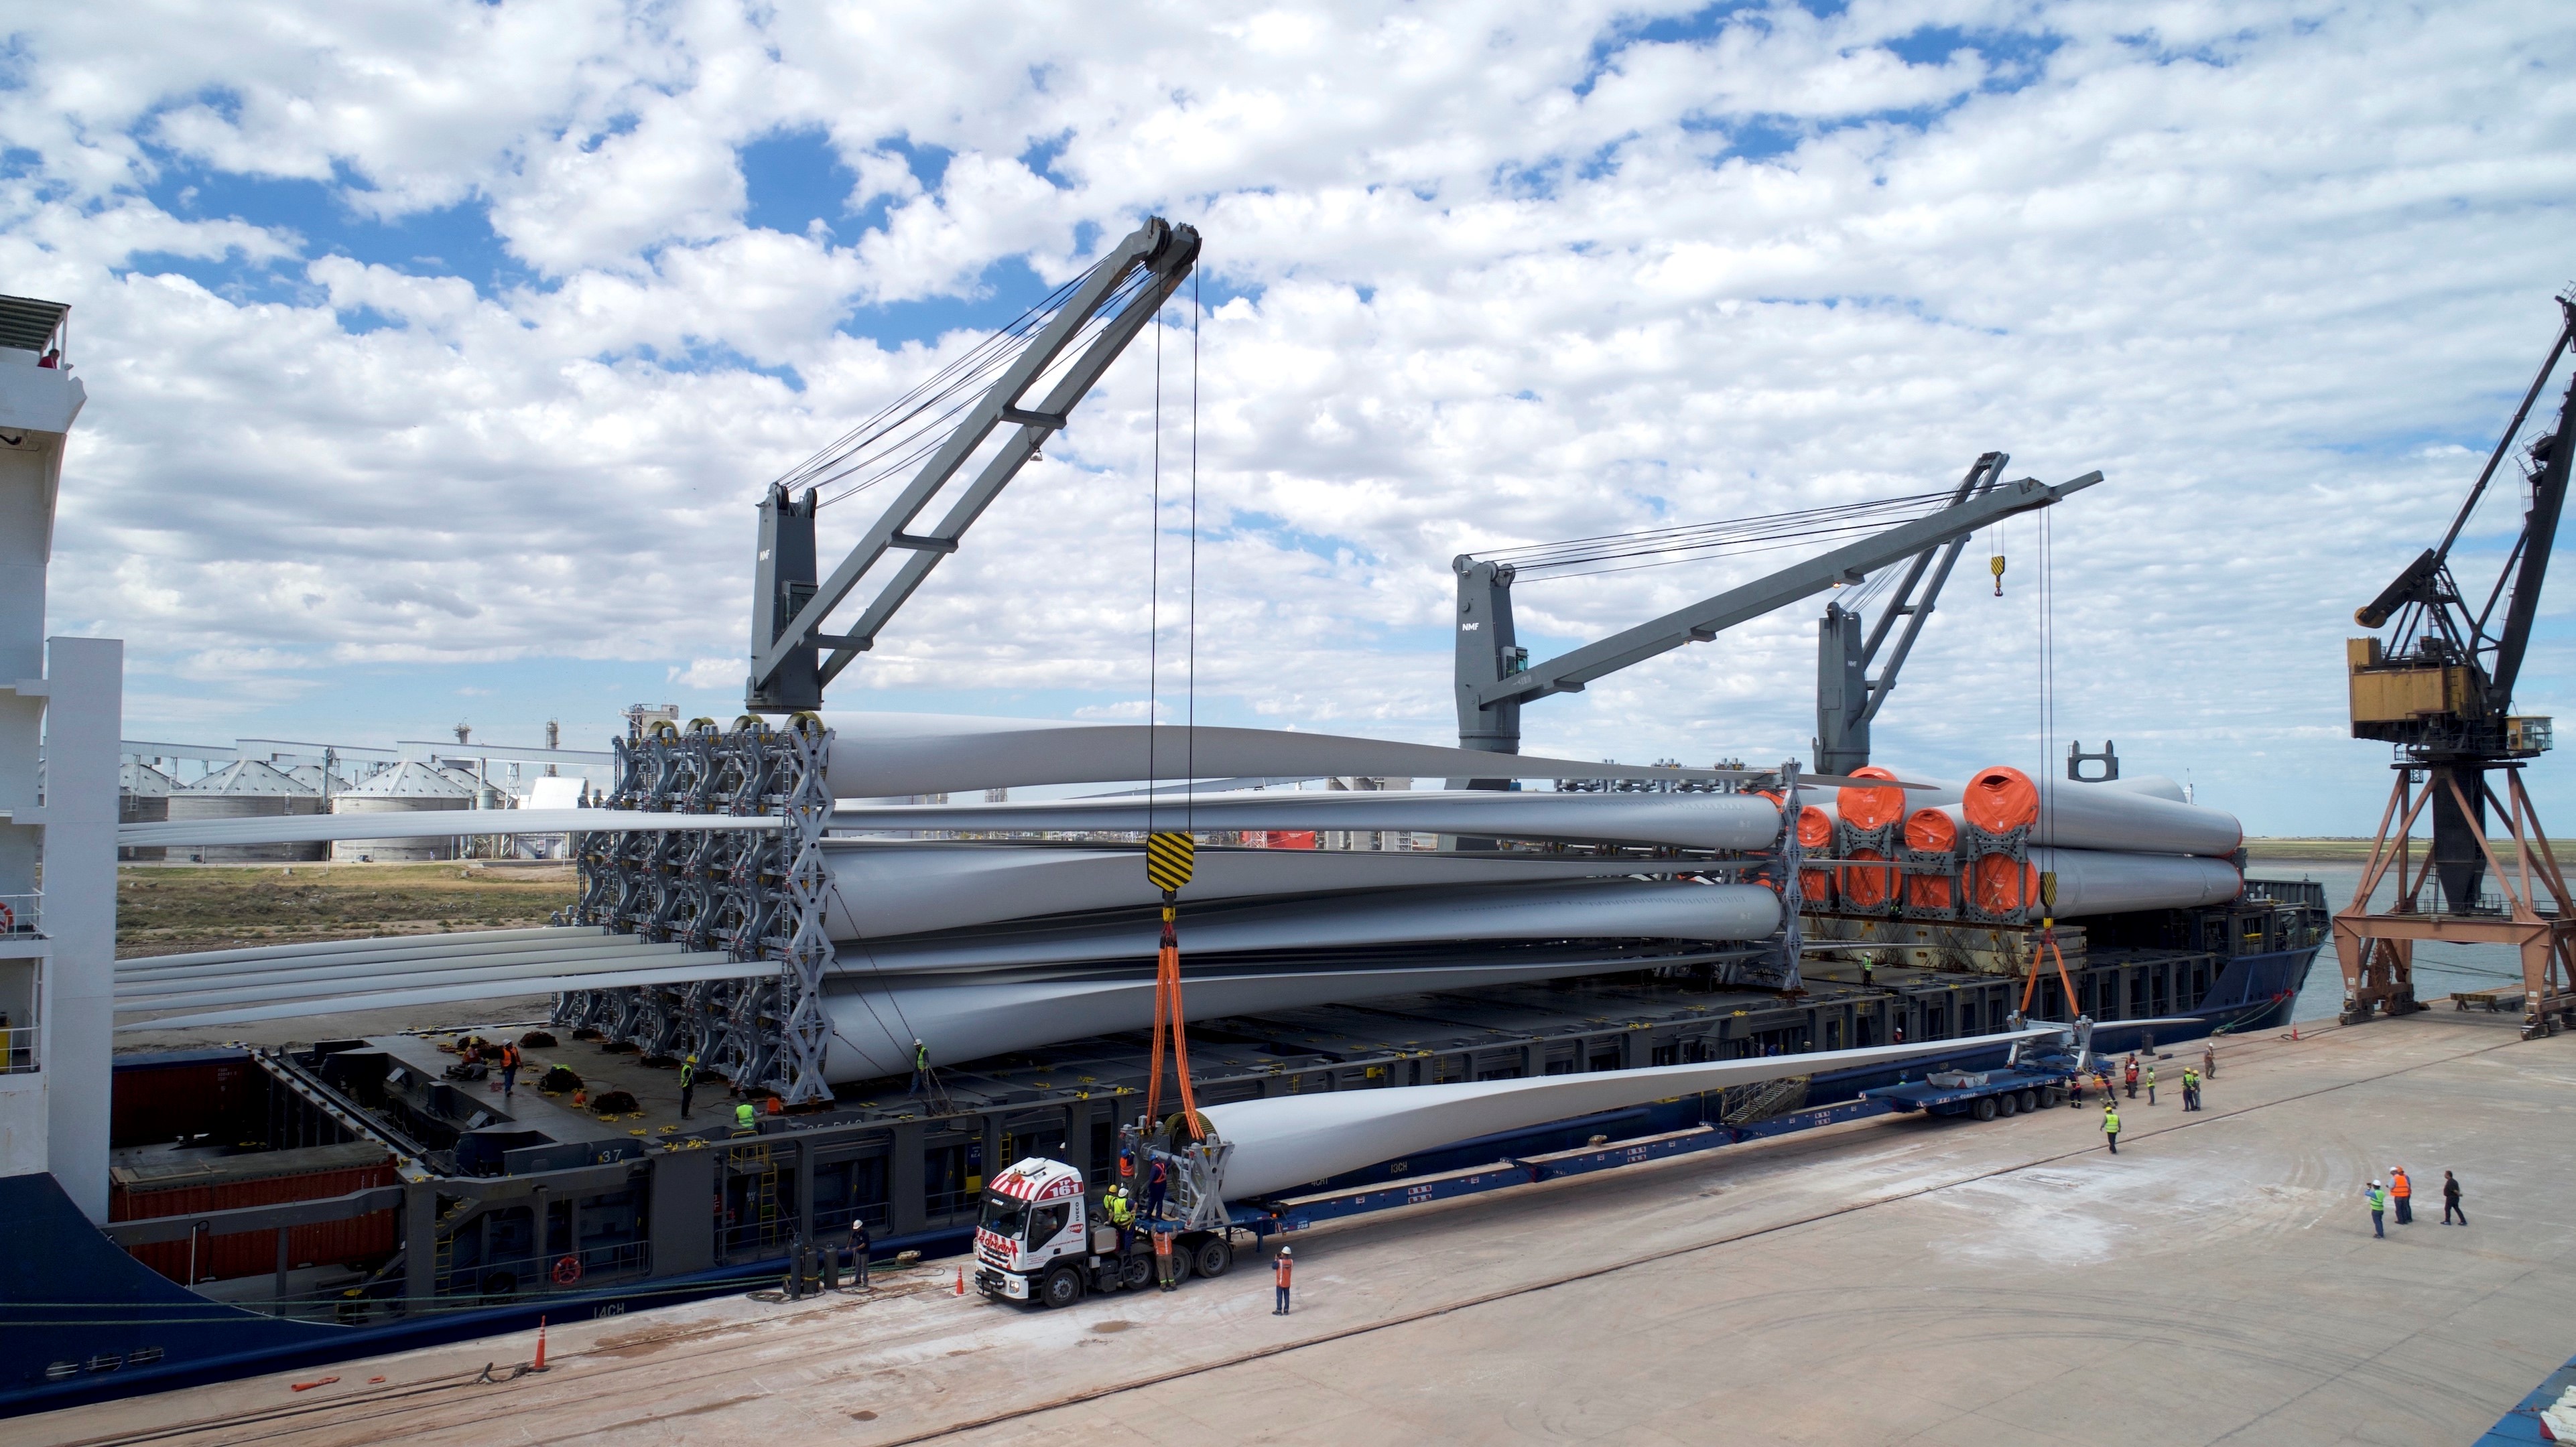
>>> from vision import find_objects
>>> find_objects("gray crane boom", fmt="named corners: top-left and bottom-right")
top-left (1814, 451), bottom-right (2010, 774)
top-left (748, 216), bottom-right (1201, 712)
top-left (1454, 469), bottom-right (2100, 758)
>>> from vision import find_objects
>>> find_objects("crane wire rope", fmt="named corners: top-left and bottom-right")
top-left (1467, 489), bottom-right (1959, 581)
top-left (779, 267), bottom-right (1159, 510)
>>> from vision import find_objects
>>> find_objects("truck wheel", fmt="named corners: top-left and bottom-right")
top-left (1120, 1254), bottom-right (1154, 1290)
top-left (2017, 1091), bottom-right (2039, 1114)
top-left (2041, 1085), bottom-right (2063, 1108)
top-left (1189, 1235), bottom-right (1232, 1280)
top-left (1972, 1096), bottom-right (1998, 1122)
top-left (1041, 1267), bottom-right (1085, 1310)
top-left (1995, 1092), bottom-right (2018, 1117)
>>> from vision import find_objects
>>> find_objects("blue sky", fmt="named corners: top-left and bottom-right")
top-left (4, 0), bottom-right (2572, 831)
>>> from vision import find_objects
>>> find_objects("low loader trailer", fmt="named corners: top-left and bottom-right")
top-left (969, 1017), bottom-right (2163, 1310)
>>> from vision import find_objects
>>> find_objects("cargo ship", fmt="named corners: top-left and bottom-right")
top-left (3, 882), bottom-right (2319, 1418)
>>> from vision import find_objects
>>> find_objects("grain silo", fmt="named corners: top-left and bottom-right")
top-left (328, 760), bottom-right (474, 862)
top-left (119, 760), bottom-right (172, 862)
top-left (168, 759), bottom-right (326, 863)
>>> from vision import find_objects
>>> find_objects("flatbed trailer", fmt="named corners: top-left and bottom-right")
top-left (1859, 1060), bottom-right (2083, 1121)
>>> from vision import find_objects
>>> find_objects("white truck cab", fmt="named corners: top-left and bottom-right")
top-left (971, 1155), bottom-right (1236, 1308)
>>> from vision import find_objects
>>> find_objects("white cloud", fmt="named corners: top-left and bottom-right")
top-left (0, 0), bottom-right (2567, 834)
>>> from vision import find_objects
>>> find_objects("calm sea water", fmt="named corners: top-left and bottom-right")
top-left (2248, 860), bottom-right (2532, 1024)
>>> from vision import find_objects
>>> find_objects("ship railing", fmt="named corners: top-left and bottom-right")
top-left (0, 1023), bottom-right (35, 1074)
top-left (0, 891), bottom-right (39, 935)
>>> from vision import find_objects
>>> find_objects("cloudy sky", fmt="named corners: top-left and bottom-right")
top-left (4, 0), bottom-right (2571, 833)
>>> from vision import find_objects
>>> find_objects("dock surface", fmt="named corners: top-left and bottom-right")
top-left (23, 1012), bottom-right (2574, 1446)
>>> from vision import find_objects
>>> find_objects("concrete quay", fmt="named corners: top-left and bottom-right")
top-left (21, 1011), bottom-right (2574, 1446)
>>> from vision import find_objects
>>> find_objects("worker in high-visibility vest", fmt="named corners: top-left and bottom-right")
top-left (2101, 1103), bottom-right (2121, 1154)
top-left (2390, 1166), bottom-right (2414, 1225)
top-left (1273, 1246), bottom-right (1293, 1316)
top-left (1105, 1186), bottom-right (1135, 1251)
top-left (907, 1038), bottom-right (931, 1097)
top-left (2124, 1057), bottom-right (2139, 1097)
top-left (2144, 1063), bottom-right (2157, 1106)
top-left (678, 1053), bottom-right (698, 1119)
top-left (2181, 1066), bottom-right (2199, 1111)
top-left (734, 1099), bottom-right (757, 1133)
top-left (2365, 1179), bottom-right (2388, 1237)
top-left (1152, 1219), bottom-right (1179, 1292)
top-left (498, 1042), bottom-right (522, 1099)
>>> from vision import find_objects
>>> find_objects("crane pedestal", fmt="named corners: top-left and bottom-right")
top-left (2333, 766), bottom-right (2575, 1040)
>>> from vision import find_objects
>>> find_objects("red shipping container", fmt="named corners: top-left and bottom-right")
top-left (111, 1142), bottom-right (397, 1284)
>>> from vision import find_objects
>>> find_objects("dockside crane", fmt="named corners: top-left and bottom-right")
top-left (2338, 291), bottom-right (2576, 1036)
top-left (1451, 455), bottom-right (2097, 775)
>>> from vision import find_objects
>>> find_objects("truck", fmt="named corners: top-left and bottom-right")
top-left (969, 1154), bottom-right (1257, 1308)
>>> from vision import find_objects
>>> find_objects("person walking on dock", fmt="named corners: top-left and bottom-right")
top-left (1273, 1246), bottom-right (1294, 1316)
top-left (2442, 1171), bottom-right (2467, 1225)
top-left (2390, 1166), bottom-right (2413, 1225)
top-left (2102, 1103), bottom-right (2121, 1154)
top-left (678, 1053), bottom-right (698, 1119)
top-left (2203, 1043), bottom-right (2217, 1081)
top-left (850, 1218), bottom-right (871, 1289)
top-left (2124, 1057), bottom-right (2139, 1098)
top-left (2366, 1180), bottom-right (2388, 1237)
top-left (498, 1041), bottom-right (522, 1100)
top-left (2144, 1064), bottom-right (2157, 1106)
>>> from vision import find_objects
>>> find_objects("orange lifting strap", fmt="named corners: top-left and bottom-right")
top-left (1143, 833), bottom-right (1205, 1139)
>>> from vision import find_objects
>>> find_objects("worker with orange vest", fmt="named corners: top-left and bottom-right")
top-left (2124, 1056), bottom-right (2139, 1097)
top-left (498, 1042), bottom-right (523, 1099)
top-left (2390, 1166), bottom-right (2414, 1225)
top-left (1273, 1246), bottom-right (1293, 1315)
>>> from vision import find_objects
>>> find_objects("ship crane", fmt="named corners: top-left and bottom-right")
top-left (746, 217), bottom-right (1201, 713)
top-left (1449, 455), bottom-right (2099, 774)
top-left (2338, 291), bottom-right (2576, 1036)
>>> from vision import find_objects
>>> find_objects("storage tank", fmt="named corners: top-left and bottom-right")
top-left (168, 760), bottom-right (325, 863)
top-left (327, 760), bottom-right (474, 862)
top-left (119, 760), bottom-right (172, 861)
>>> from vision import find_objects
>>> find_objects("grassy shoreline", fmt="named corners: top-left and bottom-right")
top-left (118, 861), bottom-right (579, 957)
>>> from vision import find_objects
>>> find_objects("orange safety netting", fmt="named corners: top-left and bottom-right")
top-left (1839, 847), bottom-right (1900, 908)
top-left (1968, 853), bottom-right (2042, 914)
top-left (1961, 765), bottom-right (2040, 833)
top-left (1903, 807), bottom-right (1957, 851)
top-left (1796, 805), bottom-right (1834, 849)
top-left (1835, 765), bottom-right (1908, 831)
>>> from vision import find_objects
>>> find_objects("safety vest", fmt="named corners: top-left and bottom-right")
top-left (2391, 1171), bottom-right (2410, 1198)
top-left (2183, 1069), bottom-right (2197, 1088)
top-left (679, 1061), bottom-right (695, 1087)
top-left (1275, 1256), bottom-right (1292, 1288)
top-left (2102, 1109), bottom-right (2120, 1133)
top-left (2145, 1066), bottom-right (2156, 1085)
top-left (735, 1102), bottom-right (756, 1129)
top-left (915, 1043), bottom-right (929, 1071)
top-left (2368, 1186), bottom-right (2388, 1212)
top-left (1106, 1194), bottom-right (1133, 1226)
top-left (500, 1044), bottom-right (520, 1069)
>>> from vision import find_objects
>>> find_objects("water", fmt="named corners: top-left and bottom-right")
top-left (2248, 861), bottom-right (2534, 1024)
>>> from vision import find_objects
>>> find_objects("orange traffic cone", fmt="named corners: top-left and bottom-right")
top-left (954, 1267), bottom-right (966, 1296)
top-left (2290, 1024), bottom-right (2300, 1041)
top-left (533, 1316), bottom-right (548, 1372)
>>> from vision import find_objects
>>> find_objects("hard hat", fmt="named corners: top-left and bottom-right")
top-left (1279, 1246), bottom-right (1291, 1256)
top-left (2371, 1178), bottom-right (2382, 1186)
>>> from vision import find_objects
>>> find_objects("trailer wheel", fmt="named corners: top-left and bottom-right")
top-left (1040, 1266), bottom-right (1085, 1310)
top-left (1996, 1092), bottom-right (2018, 1117)
top-left (2016, 1091), bottom-right (2039, 1115)
top-left (2041, 1085), bottom-right (2064, 1108)
top-left (1189, 1235), bottom-right (1232, 1280)
top-left (1972, 1096), bottom-right (1998, 1122)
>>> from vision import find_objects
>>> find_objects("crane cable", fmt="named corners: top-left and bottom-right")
top-left (1143, 273), bottom-right (1206, 1142)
